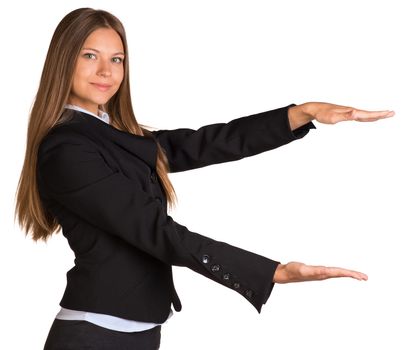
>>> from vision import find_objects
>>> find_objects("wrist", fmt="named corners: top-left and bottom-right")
top-left (288, 103), bottom-right (314, 131)
top-left (301, 102), bottom-right (316, 120)
top-left (273, 263), bottom-right (286, 284)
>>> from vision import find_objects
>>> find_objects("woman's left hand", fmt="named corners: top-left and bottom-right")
top-left (288, 102), bottom-right (395, 130)
top-left (308, 102), bottom-right (395, 124)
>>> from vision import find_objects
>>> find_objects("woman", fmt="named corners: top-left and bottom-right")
top-left (15, 7), bottom-right (394, 350)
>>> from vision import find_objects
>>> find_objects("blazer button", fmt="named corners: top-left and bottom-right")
top-left (202, 254), bottom-right (210, 264)
top-left (150, 171), bottom-right (158, 183)
top-left (222, 273), bottom-right (231, 280)
top-left (211, 264), bottom-right (221, 272)
top-left (155, 196), bottom-right (162, 205)
top-left (245, 289), bottom-right (253, 299)
top-left (233, 282), bottom-right (240, 289)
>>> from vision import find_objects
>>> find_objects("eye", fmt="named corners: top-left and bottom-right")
top-left (83, 53), bottom-right (96, 59)
top-left (112, 57), bottom-right (123, 64)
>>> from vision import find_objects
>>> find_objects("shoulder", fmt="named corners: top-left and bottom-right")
top-left (38, 122), bottom-right (99, 158)
top-left (36, 124), bottom-right (112, 192)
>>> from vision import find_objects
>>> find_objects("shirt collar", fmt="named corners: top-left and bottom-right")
top-left (65, 104), bottom-right (110, 124)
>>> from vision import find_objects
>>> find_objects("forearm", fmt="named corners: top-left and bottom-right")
top-left (288, 103), bottom-right (315, 131)
top-left (152, 104), bottom-right (315, 172)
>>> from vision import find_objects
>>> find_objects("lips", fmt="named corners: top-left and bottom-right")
top-left (91, 83), bottom-right (112, 91)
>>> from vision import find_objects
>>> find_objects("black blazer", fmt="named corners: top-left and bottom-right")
top-left (36, 104), bottom-right (315, 323)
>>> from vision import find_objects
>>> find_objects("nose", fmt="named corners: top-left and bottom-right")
top-left (97, 58), bottom-right (112, 78)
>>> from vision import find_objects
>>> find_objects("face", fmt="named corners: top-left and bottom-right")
top-left (68, 28), bottom-right (125, 115)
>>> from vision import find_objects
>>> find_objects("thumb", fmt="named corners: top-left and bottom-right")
top-left (342, 108), bottom-right (356, 121)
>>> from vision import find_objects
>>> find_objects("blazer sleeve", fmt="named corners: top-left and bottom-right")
top-left (150, 103), bottom-right (316, 172)
top-left (37, 133), bottom-right (280, 313)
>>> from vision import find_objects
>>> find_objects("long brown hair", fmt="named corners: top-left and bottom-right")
top-left (15, 8), bottom-right (177, 242)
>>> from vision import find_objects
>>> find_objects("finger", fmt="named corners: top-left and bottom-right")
top-left (351, 109), bottom-right (395, 121)
top-left (324, 267), bottom-right (368, 281)
top-left (356, 114), bottom-right (395, 122)
top-left (303, 265), bottom-right (368, 281)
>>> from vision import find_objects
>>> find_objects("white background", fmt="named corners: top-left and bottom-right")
top-left (1, 1), bottom-right (405, 349)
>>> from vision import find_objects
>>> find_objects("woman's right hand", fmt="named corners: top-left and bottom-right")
top-left (273, 261), bottom-right (368, 284)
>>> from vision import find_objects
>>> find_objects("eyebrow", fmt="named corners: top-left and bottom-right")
top-left (82, 47), bottom-right (125, 56)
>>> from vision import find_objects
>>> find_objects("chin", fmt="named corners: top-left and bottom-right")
top-left (91, 96), bottom-right (113, 106)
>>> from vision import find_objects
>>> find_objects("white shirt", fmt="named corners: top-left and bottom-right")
top-left (55, 104), bottom-right (173, 332)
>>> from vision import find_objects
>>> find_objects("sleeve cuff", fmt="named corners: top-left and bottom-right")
top-left (253, 261), bottom-right (280, 313)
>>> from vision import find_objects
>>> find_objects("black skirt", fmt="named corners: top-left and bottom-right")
top-left (43, 319), bottom-right (161, 350)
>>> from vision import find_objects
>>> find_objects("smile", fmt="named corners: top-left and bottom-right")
top-left (91, 83), bottom-right (112, 92)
